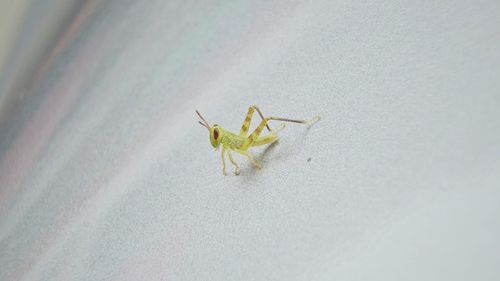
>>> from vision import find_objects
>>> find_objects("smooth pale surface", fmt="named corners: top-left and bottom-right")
top-left (1, 1), bottom-right (500, 280)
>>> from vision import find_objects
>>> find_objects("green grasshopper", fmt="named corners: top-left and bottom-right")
top-left (196, 105), bottom-right (320, 175)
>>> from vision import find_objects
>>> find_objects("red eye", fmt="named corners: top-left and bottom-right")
top-left (213, 128), bottom-right (219, 140)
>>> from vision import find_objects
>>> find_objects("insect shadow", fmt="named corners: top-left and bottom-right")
top-left (256, 138), bottom-right (279, 162)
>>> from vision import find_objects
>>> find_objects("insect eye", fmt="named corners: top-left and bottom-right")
top-left (213, 128), bottom-right (219, 140)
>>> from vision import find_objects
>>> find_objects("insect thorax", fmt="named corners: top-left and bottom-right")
top-left (221, 130), bottom-right (246, 149)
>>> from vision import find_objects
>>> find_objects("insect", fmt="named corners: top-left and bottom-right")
top-left (196, 105), bottom-right (320, 175)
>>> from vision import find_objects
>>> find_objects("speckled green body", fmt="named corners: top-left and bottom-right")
top-left (209, 124), bottom-right (277, 151)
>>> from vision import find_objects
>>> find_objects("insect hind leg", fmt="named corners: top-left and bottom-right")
top-left (239, 105), bottom-right (271, 137)
top-left (247, 110), bottom-right (319, 147)
top-left (251, 123), bottom-right (285, 147)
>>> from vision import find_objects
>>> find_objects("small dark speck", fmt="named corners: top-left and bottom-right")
top-left (307, 157), bottom-right (312, 162)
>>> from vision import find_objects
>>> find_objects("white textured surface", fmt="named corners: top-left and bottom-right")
top-left (1, 1), bottom-right (500, 280)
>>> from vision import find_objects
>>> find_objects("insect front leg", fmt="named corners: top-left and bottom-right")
top-left (221, 147), bottom-right (227, 175)
top-left (227, 150), bottom-right (240, 175)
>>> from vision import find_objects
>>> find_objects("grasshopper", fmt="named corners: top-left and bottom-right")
top-left (196, 105), bottom-right (320, 175)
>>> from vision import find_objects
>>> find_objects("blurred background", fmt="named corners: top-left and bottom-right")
top-left (0, 0), bottom-right (83, 129)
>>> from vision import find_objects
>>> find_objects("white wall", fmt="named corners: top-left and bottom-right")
top-left (1, 1), bottom-right (499, 280)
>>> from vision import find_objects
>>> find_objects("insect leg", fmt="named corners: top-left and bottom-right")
top-left (227, 150), bottom-right (240, 175)
top-left (249, 122), bottom-right (287, 147)
top-left (251, 105), bottom-right (271, 132)
top-left (247, 111), bottom-right (319, 147)
top-left (266, 115), bottom-right (320, 125)
top-left (239, 107), bottom-right (254, 136)
top-left (247, 117), bottom-right (271, 146)
top-left (251, 132), bottom-right (278, 147)
top-left (221, 147), bottom-right (227, 175)
top-left (239, 106), bottom-right (271, 137)
top-left (235, 149), bottom-right (262, 169)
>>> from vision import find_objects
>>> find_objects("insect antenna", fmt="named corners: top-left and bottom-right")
top-left (195, 110), bottom-right (210, 130)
